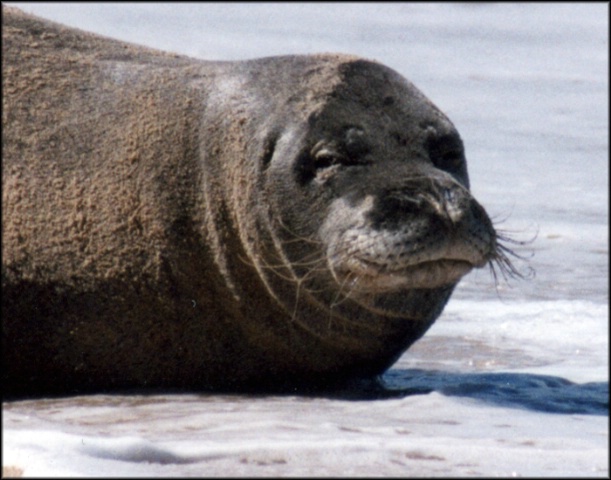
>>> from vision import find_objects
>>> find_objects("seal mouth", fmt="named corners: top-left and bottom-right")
top-left (332, 258), bottom-right (475, 294)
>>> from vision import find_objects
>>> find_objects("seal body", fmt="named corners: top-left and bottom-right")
top-left (2, 7), bottom-right (497, 396)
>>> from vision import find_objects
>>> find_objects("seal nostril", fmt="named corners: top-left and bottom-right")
top-left (443, 186), bottom-right (456, 205)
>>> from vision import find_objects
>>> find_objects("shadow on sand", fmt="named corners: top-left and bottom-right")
top-left (4, 369), bottom-right (607, 418)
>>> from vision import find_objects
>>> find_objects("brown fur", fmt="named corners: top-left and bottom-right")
top-left (2, 6), bottom-right (495, 397)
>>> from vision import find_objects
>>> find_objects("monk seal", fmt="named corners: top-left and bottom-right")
top-left (1, 7), bottom-right (517, 397)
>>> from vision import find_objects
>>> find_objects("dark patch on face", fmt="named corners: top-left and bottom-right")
top-left (261, 130), bottom-right (280, 170)
top-left (389, 125), bottom-right (466, 183)
top-left (366, 185), bottom-right (446, 231)
top-left (344, 126), bottom-right (371, 157)
top-left (425, 132), bottom-right (465, 173)
top-left (383, 96), bottom-right (395, 107)
top-left (294, 149), bottom-right (316, 185)
top-left (390, 131), bottom-right (410, 148)
top-left (371, 195), bottom-right (423, 230)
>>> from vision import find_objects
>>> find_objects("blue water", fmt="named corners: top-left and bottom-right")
top-left (383, 369), bottom-right (608, 416)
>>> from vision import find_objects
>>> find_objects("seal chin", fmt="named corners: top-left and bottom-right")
top-left (331, 258), bottom-right (475, 294)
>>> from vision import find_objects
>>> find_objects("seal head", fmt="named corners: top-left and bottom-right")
top-left (207, 57), bottom-right (498, 379)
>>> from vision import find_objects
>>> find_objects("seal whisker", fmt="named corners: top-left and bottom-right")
top-left (275, 217), bottom-right (325, 246)
top-left (489, 227), bottom-right (537, 285)
top-left (324, 269), bottom-right (362, 331)
top-left (329, 271), bottom-right (357, 310)
top-left (238, 251), bottom-right (325, 273)
top-left (289, 261), bottom-right (331, 322)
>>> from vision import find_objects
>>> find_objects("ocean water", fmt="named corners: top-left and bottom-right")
top-left (2, 3), bottom-right (608, 477)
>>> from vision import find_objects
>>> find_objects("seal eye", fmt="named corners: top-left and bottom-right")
top-left (294, 147), bottom-right (344, 184)
top-left (294, 141), bottom-right (367, 185)
top-left (315, 148), bottom-right (343, 169)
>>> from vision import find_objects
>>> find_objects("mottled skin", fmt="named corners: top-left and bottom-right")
top-left (2, 6), bottom-right (497, 397)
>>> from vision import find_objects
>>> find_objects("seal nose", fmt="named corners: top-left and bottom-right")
top-left (404, 178), bottom-right (472, 224)
top-left (367, 175), bottom-right (484, 231)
